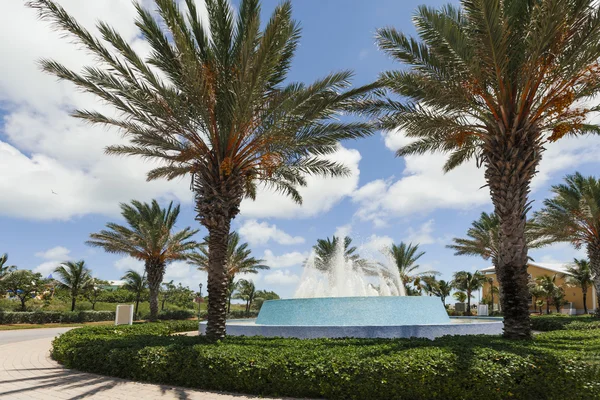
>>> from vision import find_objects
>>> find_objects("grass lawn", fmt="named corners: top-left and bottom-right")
top-left (0, 320), bottom-right (115, 331)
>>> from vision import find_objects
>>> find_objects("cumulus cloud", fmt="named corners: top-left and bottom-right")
top-left (262, 250), bottom-right (308, 269)
top-left (405, 219), bottom-right (436, 245)
top-left (238, 219), bottom-right (304, 247)
top-left (113, 256), bottom-right (208, 290)
top-left (263, 270), bottom-right (301, 285)
top-left (33, 245), bottom-right (72, 277)
top-left (239, 145), bottom-right (362, 219)
top-left (357, 234), bottom-right (393, 257)
top-left (114, 256), bottom-right (144, 274)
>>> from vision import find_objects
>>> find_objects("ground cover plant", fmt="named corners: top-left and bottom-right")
top-left (52, 321), bottom-right (600, 400)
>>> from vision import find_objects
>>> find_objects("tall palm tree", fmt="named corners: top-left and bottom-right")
top-left (452, 271), bottom-right (487, 316)
top-left (536, 274), bottom-right (559, 315)
top-left (54, 260), bottom-right (93, 311)
top-left (383, 242), bottom-right (438, 294)
top-left (448, 212), bottom-right (541, 265)
top-left (312, 236), bottom-right (366, 271)
top-left (122, 269), bottom-right (147, 317)
top-left (0, 253), bottom-right (16, 279)
top-left (531, 173), bottom-right (600, 315)
top-left (190, 232), bottom-right (269, 312)
top-left (365, 1), bottom-right (600, 339)
top-left (421, 276), bottom-right (452, 305)
top-left (233, 279), bottom-right (256, 314)
top-left (563, 258), bottom-right (594, 315)
top-left (87, 200), bottom-right (198, 321)
top-left (29, 0), bottom-right (375, 339)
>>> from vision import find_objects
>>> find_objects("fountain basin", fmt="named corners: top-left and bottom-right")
top-left (199, 297), bottom-right (504, 339)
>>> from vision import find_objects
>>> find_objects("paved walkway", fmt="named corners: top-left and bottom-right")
top-left (0, 329), bottom-right (298, 400)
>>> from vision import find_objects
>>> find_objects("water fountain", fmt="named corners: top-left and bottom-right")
top-left (199, 237), bottom-right (503, 339)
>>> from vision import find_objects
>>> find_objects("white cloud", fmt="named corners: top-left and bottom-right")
top-left (239, 145), bottom-right (362, 219)
top-left (238, 219), bottom-right (304, 247)
top-left (35, 246), bottom-right (70, 260)
top-left (358, 234), bottom-right (393, 257)
top-left (113, 256), bottom-right (208, 290)
top-left (353, 129), bottom-right (600, 226)
top-left (33, 246), bottom-right (72, 277)
top-left (262, 250), bottom-right (308, 268)
top-left (334, 224), bottom-right (353, 238)
top-left (263, 270), bottom-right (300, 285)
top-left (0, 0), bottom-right (194, 221)
top-left (405, 219), bottom-right (436, 245)
top-left (114, 256), bottom-right (144, 274)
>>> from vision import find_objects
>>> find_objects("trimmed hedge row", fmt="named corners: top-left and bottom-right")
top-left (0, 311), bottom-right (115, 324)
top-left (140, 309), bottom-right (196, 321)
top-left (531, 315), bottom-right (600, 331)
top-left (52, 323), bottom-right (600, 400)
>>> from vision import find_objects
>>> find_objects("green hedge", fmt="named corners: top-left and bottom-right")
top-left (0, 311), bottom-right (116, 324)
top-left (51, 323), bottom-right (600, 400)
top-left (140, 309), bottom-right (196, 321)
top-left (531, 315), bottom-right (600, 331)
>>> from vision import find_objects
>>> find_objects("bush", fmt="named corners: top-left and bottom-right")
top-left (0, 311), bottom-right (115, 324)
top-left (51, 324), bottom-right (600, 400)
top-left (531, 315), bottom-right (600, 331)
top-left (140, 309), bottom-right (195, 320)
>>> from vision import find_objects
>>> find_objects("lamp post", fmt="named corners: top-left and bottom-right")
top-left (198, 283), bottom-right (203, 319)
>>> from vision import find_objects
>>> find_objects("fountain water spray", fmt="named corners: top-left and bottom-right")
top-left (295, 237), bottom-right (406, 298)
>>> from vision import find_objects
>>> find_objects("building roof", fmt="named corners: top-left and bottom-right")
top-left (480, 261), bottom-right (571, 275)
top-left (107, 280), bottom-right (127, 287)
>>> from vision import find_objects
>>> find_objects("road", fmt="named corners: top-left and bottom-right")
top-left (0, 327), bottom-right (72, 345)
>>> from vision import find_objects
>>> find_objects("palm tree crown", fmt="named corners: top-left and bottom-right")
top-left (452, 270), bottom-right (487, 315)
top-left (0, 253), bottom-right (16, 279)
top-left (54, 260), bottom-right (93, 311)
top-left (312, 236), bottom-right (364, 271)
top-left (28, 0), bottom-right (376, 339)
top-left (531, 173), bottom-right (600, 315)
top-left (87, 200), bottom-right (198, 321)
top-left (365, 0), bottom-right (600, 339)
top-left (563, 258), bottom-right (594, 314)
top-left (121, 269), bottom-right (147, 317)
top-left (383, 242), bottom-right (437, 292)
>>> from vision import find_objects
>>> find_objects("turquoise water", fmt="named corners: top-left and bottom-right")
top-left (255, 296), bottom-right (451, 326)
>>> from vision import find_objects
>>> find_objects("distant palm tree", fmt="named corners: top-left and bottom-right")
top-left (562, 259), bottom-right (594, 315)
top-left (312, 236), bottom-right (364, 271)
top-left (453, 291), bottom-right (468, 304)
top-left (191, 232), bottom-right (269, 312)
top-left (486, 278), bottom-right (500, 313)
top-left (452, 271), bottom-right (487, 316)
top-left (383, 242), bottom-right (438, 294)
top-left (87, 200), bottom-right (198, 321)
top-left (121, 270), bottom-right (147, 317)
top-left (233, 279), bottom-right (256, 315)
top-left (29, 0), bottom-right (375, 340)
top-left (54, 260), bottom-right (93, 311)
top-left (531, 173), bottom-right (600, 315)
top-left (536, 275), bottom-right (560, 315)
top-left (448, 212), bottom-right (542, 266)
top-left (421, 276), bottom-right (452, 305)
top-left (366, 0), bottom-right (600, 339)
top-left (0, 253), bottom-right (16, 279)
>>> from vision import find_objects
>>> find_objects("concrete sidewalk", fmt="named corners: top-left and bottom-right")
top-left (0, 335), bottom-right (296, 399)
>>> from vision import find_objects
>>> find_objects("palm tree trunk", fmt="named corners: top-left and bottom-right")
top-left (134, 294), bottom-right (140, 318)
top-left (466, 291), bottom-right (471, 316)
top-left (205, 223), bottom-right (232, 339)
top-left (227, 294), bottom-right (232, 313)
top-left (484, 133), bottom-right (539, 339)
top-left (587, 242), bottom-right (600, 316)
top-left (546, 298), bottom-right (550, 315)
top-left (71, 295), bottom-right (76, 312)
top-left (582, 289), bottom-right (587, 315)
top-left (146, 260), bottom-right (166, 322)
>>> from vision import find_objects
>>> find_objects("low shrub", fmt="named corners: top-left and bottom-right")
top-left (140, 309), bottom-right (196, 320)
top-left (531, 315), bottom-right (600, 331)
top-left (0, 311), bottom-right (115, 324)
top-left (52, 324), bottom-right (600, 400)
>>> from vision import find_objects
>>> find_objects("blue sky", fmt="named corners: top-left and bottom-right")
top-left (1, 0), bottom-right (599, 299)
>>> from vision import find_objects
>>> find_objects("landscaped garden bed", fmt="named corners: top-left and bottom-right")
top-left (51, 321), bottom-right (600, 400)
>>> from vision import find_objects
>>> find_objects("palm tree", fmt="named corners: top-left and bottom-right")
top-left (53, 260), bottom-right (93, 311)
top-left (448, 212), bottom-right (542, 265)
top-left (87, 200), bottom-right (198, 321)
top-left (190, 232), bottom-right (269, 312)
top-left (29, 0), bottom-right (375, 339)
top-left (452, 271), bottom-right (487, 316)
top-left (486, 277), bottom-right (500, 313)
top-left (530, 173), bottom-right (600, 315)
top-left (421, 276), bottom-right (452, 305)
top-left (536, 275), bottom-right (560, 315)
top-left (453, 291), bottom-right (468, 304)
top-left (0, 253), bottom-right (16, 279)
top-left (233, 279), bottom-right (256, 314)
top-left (563, 258), bottom-right (594, 315)
top-left (122, 269), bottom-right (147, 317)
top-left (366, 1), bottom-right (600, 339)
top-left (312, 236), bottom-right (367, 271)
top-left (383, 242), bottom-right (438, 294)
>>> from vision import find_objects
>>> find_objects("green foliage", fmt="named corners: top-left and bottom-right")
top-left (51, 323), bottom-right (600, 400)
top-left (0, 310), bottom-right (115, 324)
top-left (140, 309), bottom-right (195, 321)
top-left (0, 270), bottom-right (45, 310)
top-left (97, 288), bottom-right (140, 303)
top-left (252, 290), bottom-right (280, 311)
top-left (531, 315), bottom-right (600, 332)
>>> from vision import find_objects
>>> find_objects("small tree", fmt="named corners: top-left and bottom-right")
top-left (121, 270), bottom-right (147, 317)
top-left (252, 290), bottom-right (280, 311)
top-left (563, 259), bottom-right (594, 315)
top-left (233, 279), bottom-right (256, 315)
top-left (54, 260), bottom-right (93, 311)
top-left (1, 270), bottom-right (44, 310)
top-left (536, 275), bottom-right (559, 315)
top-left (452, 271), bottom-right (487, 316)
top-left (552, 287), bottom-right (566, 313)
top-left (84, 278), bottom-right (108, 310)
top-left (453, 291), bottom-right (468, 304)
top-left (420, 276), bottom-right (452, 305)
